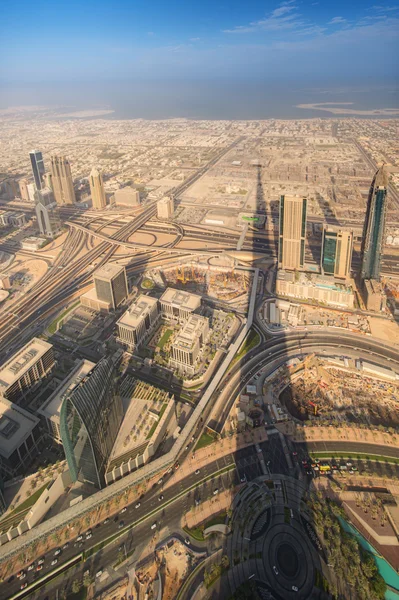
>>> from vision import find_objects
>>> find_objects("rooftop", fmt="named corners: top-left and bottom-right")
top-left (38, 359), bottom-right (95, 422)
top-left (94, 263), bottom-right (125, 281)
top-left (0, 338), bottom-right (53, 391)
top-left (172, 314), bottom-right (208, 351)
top-left (277, 270), bottom-right (353, 294)
top-left (0, 396), bottom-right (40, 458)
top-left (160, 287), bottom-right (201, 311)
top-left (117, 295), bottom-right (158, 328)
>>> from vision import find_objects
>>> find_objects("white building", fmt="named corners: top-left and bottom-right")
top-left (275, 270), bottom-right (354, 309)
top-left (157, 196), bottom-right (174, 220)
top-left (114, 187), bottom-right (141, 207)
top-left (160, 287), bottom-right (201, 321)
top-left (117, 295), bottom-right (160, 351)
top-left (170, 314), bottom-right (209, 374)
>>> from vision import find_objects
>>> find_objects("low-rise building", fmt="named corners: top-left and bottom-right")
top-left (117, 295), bottom-right (160, 351)
top-left (21, 236), bottom-right (45, 251)
top-left (160, 287), bottom-right (201, 321)
top-left (170, 314), bottom-right (209, 374)
top-left (80, 287), bottom-right (111, 312)
top-left (363, 279), bottom-right (386, 312)
top-left (0, 338), bottom-right (55, 405)
top-left (0, 211), bottom-right (26, 228)
top-left (114, 187), bottom-right (140, 206)
top-left (276, 270), bottom-right (354, 309)
top-left (38, 359), bottom-right (95, 443)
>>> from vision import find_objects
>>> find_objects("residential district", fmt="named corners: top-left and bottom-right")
top-left (0, 107), bottom-right (397, 600)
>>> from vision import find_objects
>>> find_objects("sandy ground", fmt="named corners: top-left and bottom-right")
top-left (158, 540), bottom-right (192, 600)
top-left (37, 231), bottom-right (69, 256)
top-left (175, 239), bottom-right (227, 250)
top-left (128, 231), bottom-right (157, 245)
top-left (368, 316), bottom-right (399, 344)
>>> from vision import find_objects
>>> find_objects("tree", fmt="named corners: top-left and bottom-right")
top-left (71, 579), bottom-right (81, 594)
top-left (83, 572), bottom-right (92, 588)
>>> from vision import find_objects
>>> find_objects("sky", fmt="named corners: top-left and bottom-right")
top-left (0, 0), bottom-right (398, 84)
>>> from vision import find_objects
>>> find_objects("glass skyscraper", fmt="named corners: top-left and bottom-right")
top-left (29, 150), bottom-right (45, 191)
top-left (321, 227), bottom-right (353, 280)
top-left (60, 356), bottom-right (123, 489)
top-left (360, 166), bottom-right (388, 281)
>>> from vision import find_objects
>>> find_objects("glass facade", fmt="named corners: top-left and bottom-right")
top-left (29, 151), bottom-right (45, 191)
top-left (322, 231), bottom-right (337, 275)
top-left (360, 168), bottom-right (388, 281)
top-left (60, 357), bottom-right (123, 489)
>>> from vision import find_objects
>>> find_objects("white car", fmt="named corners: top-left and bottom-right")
top-left (273, 566), bottom-right (278, 575)
top-left (86, 533), bottom-right (92, 539)
top-left (135, 502), bottom-right (141, 509)
top-left (51, 559), bottom-right (58, 566)
top-left (96, 570), bottom-right (103, 578)
top-left (292, 586), bottom-right (298, 592)
top-left (120, 507), bottom-right (127, 514)
top-left (151, 522), bottom-right (157, 530)
top-left (54, 549), bottom-right (61, 556)
top-left (77, 535), bottom-right (83, 541)
top-left (195, 469), bottom-right (200, 475)
top-left (27, 565), bottom-right (34, 571)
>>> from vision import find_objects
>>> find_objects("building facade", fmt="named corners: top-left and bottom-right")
top-left (276, 270), bottom-right (354, 309)
top-left (34, 188), bottom-right (61, 237)
top-left (0, 338), bottom-right (55, 405)
top-left (93, 264), bottom-right (128, 309)
top-left (29, 150), bottom-right (45, 191)
top-left (114, 188), bottom-right (140, 207)
top-left (18, 179), bottom-right (30, 202)
top-left (157, 196), bottom-right (174, 220)
top-left (363, 279), bottom-right (386, 312)
top-left (60, 356), bottom-right (123, 489)
top-left (170, 314), bottom-right (209, 374)
top-left (321, 227), bottom-right (353, 280)
top-left (117, 296), bottom-right (160, 351)
top-left (160, 288), bottom-right (201, 321)
top-left (50, 156), bottom-right (76, 205)
top-left (278, 195), bottom-right (307, 270)
top-left (89, 168), bottom-right (106, 210)
top-left (360, 166), bottom-right (388, 281)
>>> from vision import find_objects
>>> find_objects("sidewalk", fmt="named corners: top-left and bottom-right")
top-left (184, 488), bottom-right (238, 530)
top-left (278, 422), bottom-right (399, 449)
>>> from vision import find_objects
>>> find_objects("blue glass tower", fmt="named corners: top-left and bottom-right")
top-left (360, 166), bottom-right (388, 281)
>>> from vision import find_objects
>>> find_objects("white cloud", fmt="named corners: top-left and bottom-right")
top-left (329, 16), bottom-right (346, 25)
top-left (223, 0), bottom-right (305, 34)
top-left (190, 37), bottom-right (201, 41)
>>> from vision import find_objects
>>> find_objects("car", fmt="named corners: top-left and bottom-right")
top-left (213, 489), bottom-right (219, 495)
top-left (36, 565), bottom-right (43, 572)
top-left (86, 533), bottom-right (92, 539)
top-left (20, 583), bottom-right (28, 590)
top-left (51, 559), bottom-right (58, 566)
top-left (28, 564), bottom-right (35, 571)
top-left (185, 538), bottom-right (190, 545)
top-left (19, 573), bottom-right (26, 580)
top-left (240, 475), bottom-right (247, 483)
top-left (54, 549), bottom-right (61, 556)
top-left (174, 463), bottom-right (180, 470)
top-left (195, 469), bottom-right (200, 475)
top-left (118, 521), bottom-right (124, 529)
top-left (96, 570), bottom-right (103, 579)
top-left (135, 502), bottom-right (141, 509)
top-left (120, 507), bottom-right (127, 514)
top-left (273, 566), bottom-right (279, 575)
top-left (292, 586), bottom-right (298, 592)
top-left (158, 495), bottom-right (164, 501)
top-left (103, 518), bottom-right (109, 525)
top-left (151, 522), bottom-right (157, 530)
top-left (62, 543), bottom-right (69, 549)
top-left (292, 451), bottom-right (298, 456)
top-left (157, 479), bottom-right (163, 485)
top-left (38, 559), bottom-right (44, 565)
top-left (17, 571), bottom-right (25, 578)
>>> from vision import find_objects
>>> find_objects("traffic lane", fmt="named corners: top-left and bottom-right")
top-left (294, 441), bottom-right (399, 460)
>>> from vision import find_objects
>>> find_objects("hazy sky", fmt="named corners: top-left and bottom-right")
top-left (1, 0), bottom-right (398, 83)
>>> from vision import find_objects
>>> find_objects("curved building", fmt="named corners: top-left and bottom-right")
top-left (60, 357), bottom-right (123, 489)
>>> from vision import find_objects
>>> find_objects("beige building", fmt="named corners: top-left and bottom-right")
top-left (276, 270), bottom-right (354, 309)
top-left (0, 338), bottom-right (55, 405)
top-left (278, 195), bottom-right (307, 270)
top-left (321, 226), bottom-right (353, 279)
top-left (89, 167), bottom-right (106, 209)
top-left (170, 315), bottom-right (209, 374)
top-left (93, 263), bottom-right (128, 309)
top-left (114, 187), bottom-right (140, 206)
top-left (160, 287), bottom-right (201, 321)
top-left (18, 179), bottom-right (30, 202)
top-left (363, 279), bottom-right (386, 312)
top-left (50, 156), bottom-right (76, 205)
top-left (80, 288), bottom-right (112, 312)
top-left (157, 195), bottom-right (174, 220)
top-left (117, 295), bottom-right (160, 351)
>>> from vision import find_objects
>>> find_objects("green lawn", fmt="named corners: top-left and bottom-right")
top-left (183, 525), bottom-right (204, 541)
top-left (231, 329), bottom-right (260, 366)
top-left (157, 328), bottom-right (173, 350)
top-left (310, 451), bottom-right (399, 465)
top-left (194, 432), bottom-right (215, 451)
top-left (146, 403), bottom-right (168, 439)
top-left (8, 483), bottom-right (49, 516)
top-left (48, 301), bottom-right (80, 335)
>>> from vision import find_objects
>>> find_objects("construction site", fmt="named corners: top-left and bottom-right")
top-left (279, 354), bottom-right (399, 429)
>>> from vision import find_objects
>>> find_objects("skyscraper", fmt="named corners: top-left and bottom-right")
top-left (60, 356), bottom-right (123, 489)
top-left (50, 156), bottom-right (75, 205)
top-left (34, 188), bottom-right (61, 238)
top-left (29, 150), bottom-right (45, 190)
top-left (360, 166), bottom-right (388, 281)
top-left (89, 167), bottom-right (106, 209)
top-left (157, 196), bottom-right (174, 219)
top-left (93, 264), bottom-right (128, 309)
top-left (278, 195), bottom-right (307, 270)
top-left (321, 227), bottom-right (353, 280)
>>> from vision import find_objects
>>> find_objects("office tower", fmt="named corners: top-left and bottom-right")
top-left (117, 295), bottom-right (160, 351)
top-left (157, 195), bottom-right (174, 220)
top-left (60, 356), bottom-right (123, 489)
top-left (89, 167), bottom-right (106, 209)
top-left (18, 179), bottom-right (30, 202)
top-left (50, 155), bottom-right (76, 205)
top-left (114, 187), bottom-right (140, 207)
top-left (29, 150), bottom-right (45, 190)
top-left (160, 288), bottom-right (201, 321)
top-left (93, 264), bottom-right (128, 309)
top-left (0, 179), bottom-right (18, 200)
top-left (27, 183), bottom-right (36, 202)
top-left (34, 187), bottom-right (61, 237)
top-left (170, 315), bottom-right (209, 374)
top-left (321, 227), bottom-right (353, 280)
top-left (278, 195), bottom-right (307, 270)
top-left (360, 166), bottom-right (388, 281)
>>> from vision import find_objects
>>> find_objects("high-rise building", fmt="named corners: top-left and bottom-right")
top-left (93, 264), bottom-right (128, 309)
top-left (114, 187), bottom-right (140, 207)
top-left (29, 150), bottom-right (45, 190)
top-left (18, 179), bottom-right (30, 202)
top-left (27, 183), bottom-right (36, 202)
top-left (34, 188), bottom-right (61, 238)
top-left (89, 168), bottom-right (106, 209)
top-left (321, 227), bottom-right (353, 280)
top-left (60, 356), bottom-right (123, 489)
top-left (157, 196), bottom-right (174, 220)
top-left (116, 295), bottom-right (160, 351)
top-left (50, 156), bottom-right (76, 205)
top-left (170, 315), bottom-right (210, 374)
top-left (360, 166), bottom-right (388, 281)
top-left (278, 195), bottom-right (307, 270)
